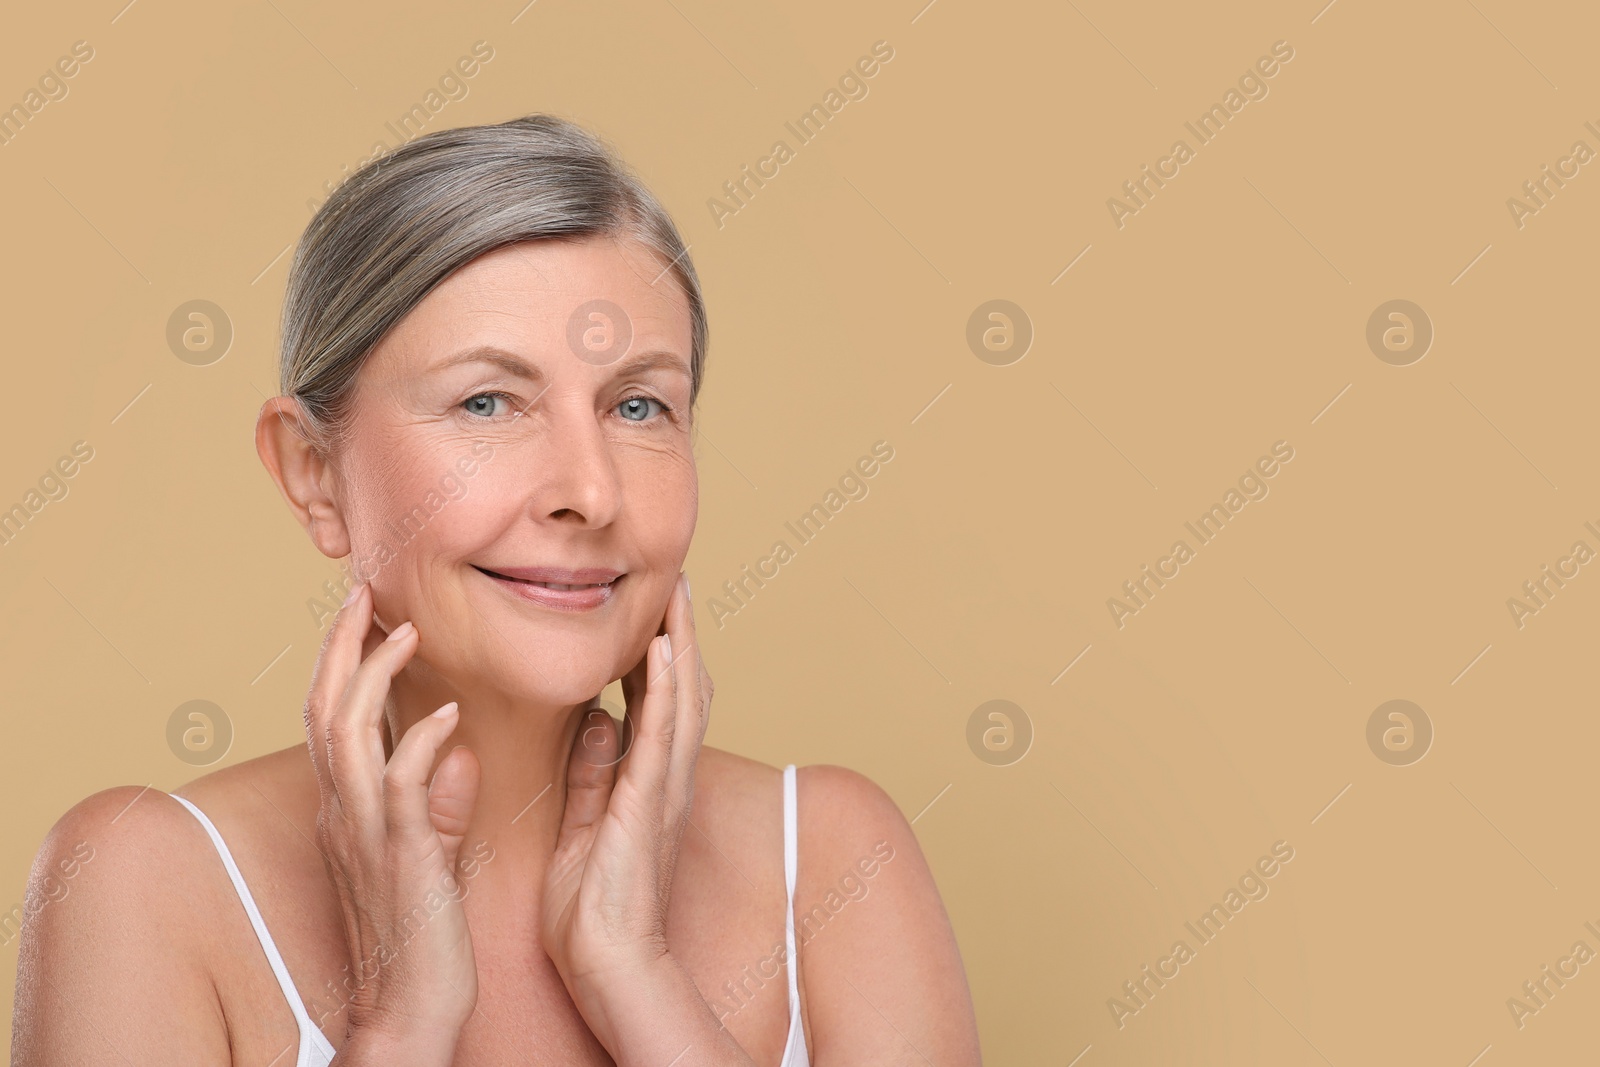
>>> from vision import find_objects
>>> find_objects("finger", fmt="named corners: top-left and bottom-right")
top-left (620, 631), bottom-right (677, 802)
top-left (385, 702), bottom-right (472, 854)
top-left (618, 641), bottom-right (648, 717)
top-left (695, 656), bottom-right (714, 747)
top-left (326, 619), bottom-right (421, 823)
top-left (429, 745), bottom-right (481, 874)
top-left (303, 583), bottom-right (374, 797)
top-left (610, 653), bottom-right (648, 786)
top-left (663, 573), bottom-right (704, 813)
top-left (688, 575), bottom-right (713, 730)
top-left (557, 707), bottom-right (620, 842)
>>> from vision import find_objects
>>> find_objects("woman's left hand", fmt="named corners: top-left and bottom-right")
top-left (541, 571), bottom-right (726, 1055)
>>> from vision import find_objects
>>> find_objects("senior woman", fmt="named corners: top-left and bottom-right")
top-left (12, 115), bottom-right (980, 1066)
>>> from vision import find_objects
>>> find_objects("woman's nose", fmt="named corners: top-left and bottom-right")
top-left (533, 405), bottom-right (623, 527)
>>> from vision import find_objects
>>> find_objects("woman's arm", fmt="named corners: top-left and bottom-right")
top-left (11, 786), bottom-right (235, 1065)
top-left (793, 764), bottom-right (984, 1066)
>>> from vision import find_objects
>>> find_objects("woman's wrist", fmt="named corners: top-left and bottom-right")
top-left (578, 952), bottom-right (757, 1067)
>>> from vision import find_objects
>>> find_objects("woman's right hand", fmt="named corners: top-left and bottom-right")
top-left (305, 582), bottom-right (482, 1060)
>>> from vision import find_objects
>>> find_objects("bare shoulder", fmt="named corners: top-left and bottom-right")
top-left (692, 744), bottom-right (785, 803)
top-left (792, 763), bottom-right (913, 857)
top-left (789, 764), bottom-right (927, 922)
top-left (13, 747), bottom-right (317, 1062)
top-left (684, 755), bottom-right (918, 882)
top-left (169, 744), bottom-right (320, 839)
top-left (685, 746), bottom-right (786, 865)
top-left (24, 782), bottom-right (225, 938)
top-left (786, 764), bottom-right (984, 1066)
top-left (11, 784), bottom-right (237, 1063)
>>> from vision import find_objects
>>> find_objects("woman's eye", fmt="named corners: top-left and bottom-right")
top-left (462, 392), bottom-right (514, 418)
top-left (617, 395), bottom-right (666, 422)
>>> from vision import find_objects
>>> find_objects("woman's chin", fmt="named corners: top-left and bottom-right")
top-left (430, 635), bottom-right (632, 707)
top-left (504, 664), bottom-right (623, 708)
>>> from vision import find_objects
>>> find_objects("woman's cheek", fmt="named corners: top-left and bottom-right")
top-left (634, 446), bottom-right (697, 536)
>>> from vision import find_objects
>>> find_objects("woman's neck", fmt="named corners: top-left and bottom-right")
top-left (379, 669), bottom-right (598, 896)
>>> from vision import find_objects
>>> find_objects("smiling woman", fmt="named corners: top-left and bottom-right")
top-left (11, 114), bottom-right (981, 1066)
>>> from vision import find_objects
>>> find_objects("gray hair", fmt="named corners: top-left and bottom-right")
top-left (278, 113), bottom-right (707, 453)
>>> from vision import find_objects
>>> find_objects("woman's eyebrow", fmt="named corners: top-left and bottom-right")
top-left (434, 345), bottom-right (688, 380)
top-left (434, 346), bottom-right (545, 380)
top-left (611, 350), bottom-right (691, 379)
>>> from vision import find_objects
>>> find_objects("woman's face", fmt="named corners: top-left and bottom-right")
top-left (328, 234), bottom-right (698, 705)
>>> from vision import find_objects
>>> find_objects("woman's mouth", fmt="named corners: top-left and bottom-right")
top-left (473, 565), bottom-right (623, 611)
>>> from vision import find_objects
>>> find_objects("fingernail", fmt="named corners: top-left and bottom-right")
top-left (387, 621), bottom-right (414, 642)
top-left (683, 573), bottom-right (691, 602)
top-left (432, 701), bottom-right (458, 719)
top-left (661, 633), bottom-right (672, 659)
top-left (343, 584), bottom-right (362, 607)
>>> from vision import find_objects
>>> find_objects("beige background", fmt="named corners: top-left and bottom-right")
top-left (2, 0), bottom-right (1597, 1062)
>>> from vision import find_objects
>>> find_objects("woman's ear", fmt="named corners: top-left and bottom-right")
top-left (255, 396), bottom-right (352, 560)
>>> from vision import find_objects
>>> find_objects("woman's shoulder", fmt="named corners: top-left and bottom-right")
top-left (28, 745), bottom-right (313, 929)
top-left (740, 760), bottom-right (981, 1062)
top-left (694, 747), bottom-right (895, 809)
top-left (786, 763), bottom-right (925, 888)
top-left (692, 749), bottom-right (918, 883)
top-left (693, 755), bottom-right (978, 1056)
top-left (697, 752), bottom-right (905, 835)
top-left (169, 743), bottom-right (320, 838)
top-left (12, 769), bottom-right (295, 1061)
top-left (688, 750), bottom-right (877, 830)
top-left (23, 747), bottom-right (317, 964)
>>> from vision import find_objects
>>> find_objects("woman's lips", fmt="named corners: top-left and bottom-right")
top-left (473, 565), bottom-right (622, 611)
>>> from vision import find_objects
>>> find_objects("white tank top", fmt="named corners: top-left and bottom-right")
top-left (172, 763), bottom-right (810, 1067)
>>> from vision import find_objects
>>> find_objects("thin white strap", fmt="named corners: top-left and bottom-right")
top-left (782, 764), bottom-right (801, 1018)
top-left (170, 794), bottom-right (330, 1056)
